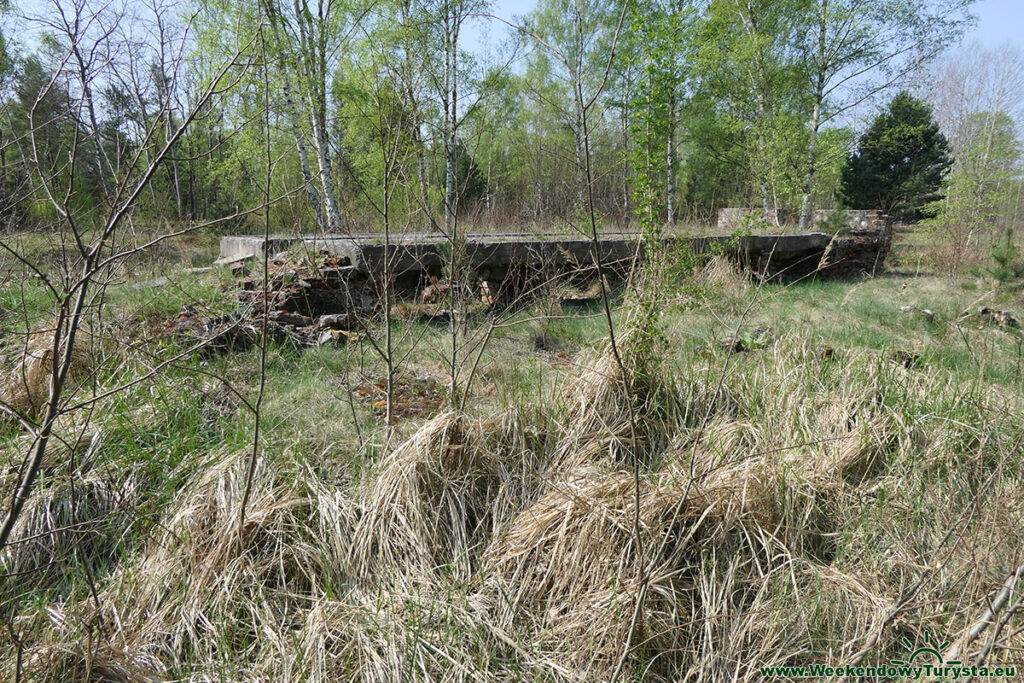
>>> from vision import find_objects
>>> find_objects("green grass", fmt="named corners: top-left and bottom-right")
top-left (4, 235), bottom-right (1024, 681)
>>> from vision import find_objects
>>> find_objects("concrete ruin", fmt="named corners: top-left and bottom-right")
top-left (714, 209), bottom-right (894, 278)
top-left (219, 212), bottom-right (892, 299)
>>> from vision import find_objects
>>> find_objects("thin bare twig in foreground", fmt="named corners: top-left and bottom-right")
top-left (238, 19), bottom-right (272, 536)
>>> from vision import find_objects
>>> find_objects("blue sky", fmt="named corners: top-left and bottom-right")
top-left (466, 0), bottom-right (1024, 54)
top-left (963, 0), bottom-right (1024, 49)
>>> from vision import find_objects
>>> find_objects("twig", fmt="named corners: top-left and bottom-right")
top-left (944, 560), bottom-right (1024, 662)
top-left (237, 19), bottom-right (272, 536)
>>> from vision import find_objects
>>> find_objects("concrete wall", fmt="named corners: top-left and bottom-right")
top-left (220, 220), bottom-right (894, 293)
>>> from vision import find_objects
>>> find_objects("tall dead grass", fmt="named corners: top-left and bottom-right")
top-left (0, 474), bottom-right (132, 606)
top-left (8, 325), bottom-right (1024, 681)
top-left (0, 325), bottom-right (92, 419)
top-left (478, 396), bottom-right (894, 679)
top-left (20, 642), bottom-right (167, 683)
top-left (349, 412), bottom-right (497, 585)
top-left (554, 325), bottom-right (676, 472)
top-left (23, 449), bottom-right (333, 680)
top-left (694, 254), bottom-right (750, 300)
top-left (349, 409), bottom-right (547, 587)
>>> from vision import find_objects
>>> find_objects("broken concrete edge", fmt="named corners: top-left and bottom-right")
top-left (219, 231), bottom-right (844, 273)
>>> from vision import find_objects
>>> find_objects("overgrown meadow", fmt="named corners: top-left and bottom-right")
top-left (2, 230), bottom-right (1023, 681)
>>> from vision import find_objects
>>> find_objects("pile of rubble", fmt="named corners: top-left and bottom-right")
top-left (164, 306), bottom-right (362, 354)
top-left (975, 306), bottom-right (1019, 328)
top-left (166, 251), bottom-right (367, 352)
top-left (166, 250), bottom-right (500, 353)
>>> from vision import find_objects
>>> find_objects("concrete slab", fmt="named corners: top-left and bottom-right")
top-left (219, 228), bottom-right (889, 282)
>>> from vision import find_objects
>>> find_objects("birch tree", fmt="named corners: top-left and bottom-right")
top-left (525, 0), bottom-right (615, 216)
top-left (254, 0), bottom-right (372, 232)
top-left (694, 0), bottom-right (805, 216)
top-left (794, 0), bottom-right (973, 230)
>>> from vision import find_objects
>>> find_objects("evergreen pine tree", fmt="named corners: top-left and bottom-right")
top-left (841, 92), bottom-right (952, 222)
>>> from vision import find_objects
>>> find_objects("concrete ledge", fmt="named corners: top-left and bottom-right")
top-left (220, 228), bottom-right (889, 281)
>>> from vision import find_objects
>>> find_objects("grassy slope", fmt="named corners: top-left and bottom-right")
top-left (1, 233), bottom-right (1023, 681)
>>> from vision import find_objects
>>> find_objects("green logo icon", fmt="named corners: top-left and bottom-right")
top-left (891, 632), bottom-right (955, 668)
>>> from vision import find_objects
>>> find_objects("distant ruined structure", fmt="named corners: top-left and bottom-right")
top-left (218, 212), bottom-right (893, 316)
top-left (716, 208), bottom-right (894, 278)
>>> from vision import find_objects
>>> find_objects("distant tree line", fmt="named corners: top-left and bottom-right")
top-left (2, 0), bottom-right (1021, 237)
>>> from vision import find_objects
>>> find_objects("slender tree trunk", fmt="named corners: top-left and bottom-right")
top-left (755, 106), bottom-right (772, 215)
top-left (189, 156), bottom-right (196, 218)
top-left (573, 5), bottom-right (586, 214)
top-left (70, 40), bottom-right (113, 199)
top-left (739, 3), bottom-right (774, 214)
top-left (442, 3), bottom-right (459, 232)
top-left (166, 108), bottom-right (183, 218)
top-left (574, 114), bottom-right (586, 213)
top-left (383, 150), bottom-right (394, 427)
top-left (264, 0), bottom-right (323, 229)
top-left (485, 153), bottom-right (492, 216)
top-left (799, 0), bottom-right (827, 231)
top-left (311, 113), bottom-right (343, 230)
top-left (411, 112), bottom-right (434, 231)
top-left (534, 135), bottom-right (543, 220)
top-left (293, 100), bottom-right (325, 230)
top-left (153, 15), bottom-right (183, 218)
top-left (294, 0), bottom-right (344, 231)
top-left (666, 88), bottom-right (676, 225)
top-left (621, 97), bottom-right (630, 226)
top-left (799, 96), bottom-right (822, 230)
top-left (133, 94), bottom-right (159, 206)
top-left (798, 96), bottom-right (823, 231)
top-left (399, 0), bottom-right (439, 232)
top-left (416, 131), bottom-right (435, 230)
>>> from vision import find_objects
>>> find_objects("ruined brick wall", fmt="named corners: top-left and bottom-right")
top-left (813, 210), bottom-right (893, 276)
top-left (716, 208), bottom-right (892, 234)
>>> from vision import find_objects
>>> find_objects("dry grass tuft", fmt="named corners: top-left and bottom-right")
top-left (349, 411), bottom-right (493, 585)
top-left (479, 460), bottom-right (775, 679)
top-left (315, 483), bottom-right (360, 593)
top-left (349, 409), bottom-right (545, 586)
top-left (477, 344), bottom-right (902, 681)
top-left (694, 254), bottom-right (750, 300)
top-left (20, 642), bottom-right (167, 683)
top-left (295, 598), bottom-right (409, 682)
top-left (0, 325), bottom-right (92, 419)
top-left (97, 449), bottom-right (326, 672)
top-left (554, 326), bottom-right (675, 471)
top-left (0, 475), bottom-right (130, 605)
top-left (477, 408), bottom-right (552, 531)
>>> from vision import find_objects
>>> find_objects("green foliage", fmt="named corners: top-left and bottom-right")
top-left (623, 0), bottom-right (694, 231)
top-left (452, 140), bottom-right (487, 206)
top-left (987, 226), bottom-right (1024, 284)
top-left (687, 0), bottom-right (810, 214)
top-left (841, 92), bottom-right (952, 221)
top-left (0, 0), bottom-right (977, 229)
top-left (816, 208), bottom-right (851, 235)
top-left (925, 109), bottom-right (1022, 258)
